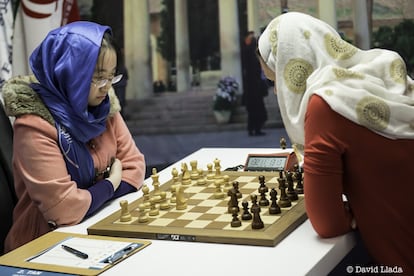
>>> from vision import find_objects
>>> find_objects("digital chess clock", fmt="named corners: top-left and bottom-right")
top-left (244, 152), bottom-right (298, 172)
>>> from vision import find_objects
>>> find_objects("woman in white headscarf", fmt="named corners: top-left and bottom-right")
top-left (258, 12), bottom-right (414, 274)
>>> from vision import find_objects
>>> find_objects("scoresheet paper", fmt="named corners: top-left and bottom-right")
top-left (27, 237), bottom-right (143, 269)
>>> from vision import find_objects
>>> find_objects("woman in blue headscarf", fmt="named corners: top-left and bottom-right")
top-left (3, 21), bottom-right (146, 252)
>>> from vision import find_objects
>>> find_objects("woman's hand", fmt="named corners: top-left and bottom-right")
top-left (106, 158), bottom-right (122, 191)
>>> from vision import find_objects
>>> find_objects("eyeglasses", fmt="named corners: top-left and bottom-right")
top-left (92, 74), bottom-right (123, 89)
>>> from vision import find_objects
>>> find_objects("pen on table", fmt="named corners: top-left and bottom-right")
top-left (61, 244), bottom-right (89, 259)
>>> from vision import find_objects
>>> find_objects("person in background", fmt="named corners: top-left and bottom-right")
top-left (241, 31), bottom-right (268, 136)
top-left (257, 12), bottom-right (414, 274)
top-left (2, 21), bottom-right (146, 252)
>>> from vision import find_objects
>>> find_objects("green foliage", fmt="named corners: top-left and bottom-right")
top-left (187, 0), bottom-right (220, 70)
top-left (157, 0), bottom-right (175, 63)
top-left (158, 0), bottom-right (221, 70)
top-left (373, 19), bottom-right (414, 74)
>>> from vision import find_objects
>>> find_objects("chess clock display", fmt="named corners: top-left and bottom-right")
top-left (244, 152), bottom-right (298, 172)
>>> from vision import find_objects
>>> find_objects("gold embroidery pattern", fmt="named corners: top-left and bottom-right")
top-left (269, 19), bottom-right (279, 57)
top-left (333, 68), bottom-right (364, 80)
top-left (283, 58), bottom-right (314, 94)
top-left (324, 89), bottom-right (334, 96)
top-left (390, 59), bottom-right (406, 84)
top-left (324, 33), bottom-right (357, 60)
top-left (356, 96), bottom-right (390, 131)
top-left (303, 30), bottom-right (311, 39)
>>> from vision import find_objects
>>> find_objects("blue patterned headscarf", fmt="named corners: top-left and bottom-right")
top-left (29, 21), bottom-right (112, 188)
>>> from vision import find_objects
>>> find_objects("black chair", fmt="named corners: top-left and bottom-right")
top-left (0, 101), bottom-right (15, 255)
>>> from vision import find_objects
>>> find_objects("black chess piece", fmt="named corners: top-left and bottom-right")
top-left (277, 174), bottom-right (292, 208)
top-left (232, 181), bottom-right (242, 198)
top-left (294, 164), bottom-right (304, 194)
top-left (280, 137), bottom-right (287, 149)
top-left (286, 171), bottom-right (299, 201)
top-left (250, 194), bottom-right (264, 229)
top-left (269, 188), bottom-right (281, 214)
top-left (258, 175), bottom-right (269, 206)
top-left (230, 207), bottom-right (242, 227)
top-left (241, 200), bottom-right (252, 220)
top-left (227, 188), bottom-right (239, 213)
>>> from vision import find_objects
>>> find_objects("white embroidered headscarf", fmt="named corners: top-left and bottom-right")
top-left (258, 12), bottom-right (414, 151)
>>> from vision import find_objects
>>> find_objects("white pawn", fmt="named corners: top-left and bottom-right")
top-left (206, 163), bottom-right (215, 184)
top-left (142, 184), bottom-right (151, 209)
top-left (159, 191), bottom-right (170, 210)
top-left (196, 168), bottom-right (206, 185)
top-left (213, 179), bottom-right (225, 199)
top-left (222, 175), bottom-right (231, 192)
top-left (119, 200), bottom-right (132, 222)
top-left (148, 197), bottom-right (159, 216)
top-left (138, 203), bottom-right (149, 223)
top-left (190, 160), bottom-right (200, 180)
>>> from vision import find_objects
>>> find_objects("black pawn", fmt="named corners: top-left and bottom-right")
top-left (269, 188), bottom-right (281, 214)
top-left (230, 207), bottom-right (242, 227)
top-left (241, 200), bottom-right (252, 220)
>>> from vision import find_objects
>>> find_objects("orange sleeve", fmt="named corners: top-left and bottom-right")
top-left (303, 95), bottom-right (353, 238)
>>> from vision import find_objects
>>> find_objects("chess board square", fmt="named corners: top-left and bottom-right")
top-left (267, 177), bottom-right (279, 183)
top-left (185, 186), bottom-right (206, 193)
top-left (185, 220), bottom-right (211, 228)
top-left (167, 219), bottom-right (192, 227)
top-left (177, 212), bottom-right (203, 220)
top-left (115, 218), bottom-right (138, 224)
top-left (216, 200), bottom-right (228, 207)
top-left (130, 210), bottom-right (140, 217)
top-left (206, 206), bottom-right (227, 214)
top-left (148, 218), bottom-right (175, 226)
top-left (206, 221), bottom-right (228, 229)
top-left (223, 221), bottom-right (250, 231)
top-left (188, 206), bottom-right (211, 213)
top-left (234, 176), bottom-right (256, 183)
top-left (201, 187), bottom-right (216, 193)
top-left (187, 199), bottom-right (203, 205)
top-left (241, 182), bottom-right (260, 189)
top-left (198, 213), bottom-right (220, 220)
top-left (214, 213), bottom-right (232, 222)
top-left (160, 211), bottom-right (184, 219)
top-left (198, 199), bottom-right (222, 207)
top-left (190, 193), bottom-right (211, 200)
top-left (261, 215), bottom-right (280, 225)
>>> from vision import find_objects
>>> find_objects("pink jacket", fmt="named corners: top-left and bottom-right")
top-left (5, 111), bottom-right (145, 252)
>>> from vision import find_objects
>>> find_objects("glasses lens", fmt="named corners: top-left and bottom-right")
top-left (96, 79), bottom-right (108, 88)
top-left (111, 74), bottom-right (123, 85)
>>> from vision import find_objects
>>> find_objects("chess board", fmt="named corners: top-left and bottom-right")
top-left (87, 170), bottom-right (307, 247)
